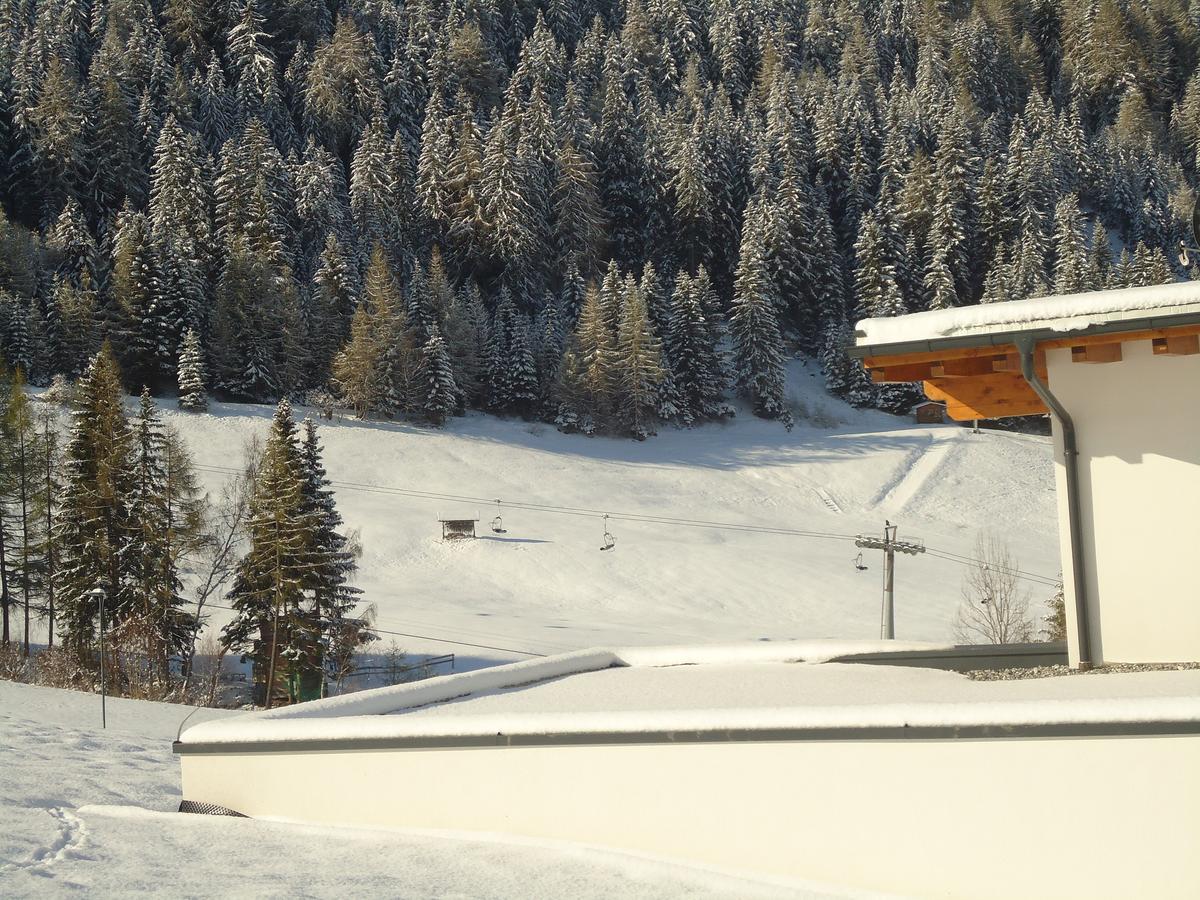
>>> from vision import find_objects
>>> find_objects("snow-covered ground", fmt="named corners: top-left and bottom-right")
top-left (3, 366), bottom-right (1063, 895)
top-left (159, 358), bottom-right (1060, 666)
top-left (0, 680), bottom-right (859, 898)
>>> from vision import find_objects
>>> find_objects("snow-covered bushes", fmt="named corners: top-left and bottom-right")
top-left (0, 642), bottom-right (28, 681)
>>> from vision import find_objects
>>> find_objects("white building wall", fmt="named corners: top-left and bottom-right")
top-left (1046, 339), bottom-right (1200, 665)
top-left (180, 733), bottom-right (1200, 899)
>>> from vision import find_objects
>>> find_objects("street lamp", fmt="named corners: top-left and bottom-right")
top-left (88, 587), bottom-right (108, 729)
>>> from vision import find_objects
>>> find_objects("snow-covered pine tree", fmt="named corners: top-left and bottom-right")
top-left (147, 115), bottom-right (212, 380)
top-left (1088, 221), bottom-right (1113, 290)
top-left (820, 318), bottom-right (875, 408)
top-left (332, 304), bottom-right (382, 420)
top-left (45, 199), bottom-right (97, 287)
top-left (1053, 193), bottom-right (1088, 295)
top-left (664, 267), bottom-right (727, 425)
top-left (558, 281), bottom-right (614, 433)
top-left (596, 48), bottom-right (645, 269)
top-left (516, 78), bottom-right (557, 295)
top-left (533, 298), bottom-right (566, 414)
top-left (125, 389), bottom-right (195, 682)
top-left (350, 120), bottom-right (398, 255)
top-left (415, 324), bottom-right (460, 426)
top-left (110, 207), bottom-right (159, 388)
top-left (310, 233), bottom-right (358, 369)
top-left (297, 418), bottom-right (369, 686)
top-left (482, 96), bottom-right (535, 295)
top-left (670, 121), bottom-right (713, 274)
top-left (222, 400), bottom-right (316, 706)
top-left (415, 86), bottom-right (454, 238)
top-left (443, 281), bottom-right (489, 408)
top-left (553, 135), bottom-right (605, 276)
top-left (729, 206), bottom-right (791, 426)
top-left (54, 343), bottom-right (136, 657)
top-left (854, 209), bottom-right (906, 320)
top-left (445, 102), bottom-right (488, 270)
top-left (177, 328), bottom-right (208, 411)
top-left (614, 277), bottom-right (664, 439)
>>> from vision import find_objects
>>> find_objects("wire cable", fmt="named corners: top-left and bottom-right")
top-left (202, 601), bottom-right (547, 657)
top-left (192, 465), bottom-right (1062, 587)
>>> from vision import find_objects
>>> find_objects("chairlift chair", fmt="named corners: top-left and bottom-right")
top-left (854, 552), bottom-right (868, 571)
top-left (491, 500), bottom-right (507, 534)
top-left (600, 514), bottom-right (616, 551)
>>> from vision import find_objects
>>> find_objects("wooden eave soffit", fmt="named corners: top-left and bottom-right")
top-left (862, 324), bottom-right (1200, 422)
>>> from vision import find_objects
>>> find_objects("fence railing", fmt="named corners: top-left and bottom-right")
top-left (336, 653), bottom-right (456, 685)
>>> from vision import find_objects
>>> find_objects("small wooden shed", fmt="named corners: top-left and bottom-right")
top-left (912, 401), bottom-right (945, 424)
top-left (439, 518), bottom-right (478, 540)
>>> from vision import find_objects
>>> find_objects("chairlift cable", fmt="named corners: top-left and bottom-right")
top-left (193, 465), bottom-right (1060, 586)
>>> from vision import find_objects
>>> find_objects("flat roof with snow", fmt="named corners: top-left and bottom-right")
top-left (176, 642), bottom-right (1200, 753)
top-left (852, 280), bottom-right (1200, 356)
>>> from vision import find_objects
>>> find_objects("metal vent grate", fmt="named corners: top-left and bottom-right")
top-left (178, 799), bottom-right (248, 817)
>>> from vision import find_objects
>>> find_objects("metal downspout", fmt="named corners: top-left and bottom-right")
top-left (1014, 336), bottom-right (1093, 670)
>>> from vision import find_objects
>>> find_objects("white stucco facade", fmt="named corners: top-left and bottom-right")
top-left (177, 650), bottom-right (1200, 896)
top-left (1046, 339), bottom-right (1200, 665)
top-left (179, 732), bottom-right (1200, 899)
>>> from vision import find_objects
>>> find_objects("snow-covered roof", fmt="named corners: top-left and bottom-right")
top-left (855, 281), bottom-right (1200, 352)
top-left (177, 641), bottom-right (1200, 749)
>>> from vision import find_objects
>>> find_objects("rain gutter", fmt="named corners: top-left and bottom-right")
top-left (1013, 336), bottom-right (1091, 670)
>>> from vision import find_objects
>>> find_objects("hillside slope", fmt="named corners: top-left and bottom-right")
top-left (164, 360), bottom-right (1060, 665)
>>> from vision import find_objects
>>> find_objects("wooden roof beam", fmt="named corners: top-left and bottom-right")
top-left (868, 355), bottom-right (1009, 384)
top-left (923, 373), bottom-right (1048, 421)
top-left (1152, 334), bottom-right (1200, 356)
top-left (1071, 343), bottom-right (1122, 364)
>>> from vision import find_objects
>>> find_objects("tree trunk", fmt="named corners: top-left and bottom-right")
top-left (44, 424), bottom-right (56, 649)
top-left (19, 430), bottom-right (31, 657)
top-left (1, 517), bottom-right (9, 645)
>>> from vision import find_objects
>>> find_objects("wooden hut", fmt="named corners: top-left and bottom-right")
top-left (912, 400), bottom-right (945, 424)
top-left (439, 518), bottom-right (478, 540)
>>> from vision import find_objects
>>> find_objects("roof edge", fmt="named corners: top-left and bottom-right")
top-left (849, 309), bottom-right (1200, 360)
top-left (173, 717), bottom-right (1200, 755)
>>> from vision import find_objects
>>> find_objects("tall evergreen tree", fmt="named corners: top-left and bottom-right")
top-left (613, 277), bottom-right (664, 439)
top-left (177, 328), bottom-right (208, 411)
top-left (222, 400), bottom-right (315, 706)
top-left (664, 269), bottom-right (727, 425)
top-left (55, 344), bottom-right (135, 656)
top-left (414, 324), bottom-right (460, 425)
top-left (297, 418), bottom-right (368, 686)
top-left (729, 208), bottom-right (790, 426)
top-left (2, 368), bottom-right (46, 654)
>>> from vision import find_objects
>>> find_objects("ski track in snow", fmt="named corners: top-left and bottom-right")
top-left (868, 431), bottom-right (935, 510)
top-left (873, 430), bottom-right (958, 514)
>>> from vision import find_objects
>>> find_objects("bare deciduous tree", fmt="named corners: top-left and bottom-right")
top-left (953, 534), bottom-right (1035, 644)
top-left (181, 435), bottom-right (261, 682)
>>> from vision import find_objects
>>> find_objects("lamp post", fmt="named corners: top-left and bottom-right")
top-left (88, 587), bottom-right (108, 729)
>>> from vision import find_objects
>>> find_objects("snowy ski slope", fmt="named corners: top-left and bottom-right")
top-left (162, 359), bottom-right (1060, 666)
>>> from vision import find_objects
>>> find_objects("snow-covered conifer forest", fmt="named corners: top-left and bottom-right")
top-left (0, 0), bottom-right (1197, 435)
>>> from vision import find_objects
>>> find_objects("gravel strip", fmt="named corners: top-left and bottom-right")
top-left (968, 661), bottom-right (1200, 681)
